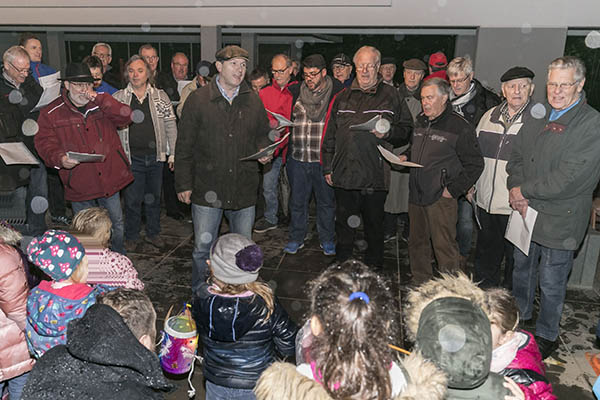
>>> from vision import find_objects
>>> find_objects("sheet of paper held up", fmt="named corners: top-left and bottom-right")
top-left (33, 71), bottom-right (61, 111)
top-left (350, 115), bottom-right (391, 134)
top-left (240, 133), bottom-right (290, 161)
top-left (267, 110), bottom-right (297, 129)
top-left (177, 80), bottom-right (192, 96)
top-left (377, 145), bottom-right (423, 168)
top-left (505, 207), bottom-right (538, 256)
top-left (0, 142), bottom-right (39, 165)
top-left (66, 151), bottom-right (106, 163)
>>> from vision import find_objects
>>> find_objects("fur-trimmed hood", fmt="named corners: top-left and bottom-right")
top-left (404, 272), bottom-right (490, 342)
top-left (254, 351), bottom-right (447, 400)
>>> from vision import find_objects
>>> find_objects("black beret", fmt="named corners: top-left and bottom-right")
top-left (500, 66), bottom-right (535, 83)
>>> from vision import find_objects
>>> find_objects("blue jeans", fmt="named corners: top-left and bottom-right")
top-left (457, 196), bottom-right (473, 257)
top-left (72, 192), bottom-right (125, 255)
top-left (512, 241), bottom-right (574, 341)
top-left (124, 155), bottom-right (163, 241)
top-left (205, 381), bottom-right (256, 400)
top-left (0, 371), bottom-right (29, 400)
top-left (191, 204), bottom-right (255, 292)
top-left (286, 157), bottom-right (335, 244)
top-left (262, 156), bottom-right (282, 225)
top-left (26, 162), bottom-right (48, 236)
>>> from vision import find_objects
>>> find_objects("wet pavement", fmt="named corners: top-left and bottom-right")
top-left (132, 213), bottom-right (600, 399)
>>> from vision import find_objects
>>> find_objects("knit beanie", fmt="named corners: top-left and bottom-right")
top-left (210, 233), bottom-right (263, 285)
top-left (27, 229), bottom-right (85, 281)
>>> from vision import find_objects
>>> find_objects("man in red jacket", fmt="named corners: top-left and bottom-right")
top-left (35, 63), bottom-right (133, 254)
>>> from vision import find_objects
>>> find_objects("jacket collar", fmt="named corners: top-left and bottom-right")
top-left (489, 100), bottom-right (533, 125)
top-left (417, 102), bottom-right (453, 126)
top-left (124, 82), bottom-right (153, 101)
top-left (350, 77), bottom-right (384, 94)
top-left (548, 90), bottom-right (587, 126)
top-left (209, 77), bottom-right (251, 102)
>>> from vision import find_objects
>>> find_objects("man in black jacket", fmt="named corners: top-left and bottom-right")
top-left (404, 78), bottom-right (483, 284)
top-left (21, 289), bottom-right (174, 399)
top-left (323, 45), bottom-right (412, 269)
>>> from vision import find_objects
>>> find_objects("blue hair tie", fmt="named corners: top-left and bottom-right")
top-left (349, 291), bottom-right (370, 304)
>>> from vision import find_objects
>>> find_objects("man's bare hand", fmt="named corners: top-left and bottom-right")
top-left (83, 88), bottom-right (97, 102)
top-left (324, 174), bottom-right (333, 186)
top-left (177, 190), bottom-right (192, 204)
top-left (168, 161), bottom-right (174, 171)
top-left (61, 155), bottom-right (79, 169)
top-left (466, 187), bottom-right (475, 203)
top-left (509, 187), bottom-right (529, 217)
top-left (442, 187), bottom-right (453, 199)
top-left (370, 129), bottom-right (386, 139)
top-left (258, 155), bottom-right (272, 165)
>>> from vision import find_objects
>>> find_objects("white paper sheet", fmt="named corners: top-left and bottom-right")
top-left (377, 145), bottom-right (423, 168)
top-left (38, 71), bottom-right (60, 88)
top-left (240, 133), bottom-right (290, 161)
top-left (505, 207), bottom-right (538, 256)
top-left (33, 84), bottom-right (61, 111)
top-left (0, 142), bottom-right (39, 165)
top-left (66, 151), bottom-right (105, 163)
top-left (177, 80), bottom-right (192, 96)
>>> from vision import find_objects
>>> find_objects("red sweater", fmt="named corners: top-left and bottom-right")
top-left (259, 81), bottom-right (298, 162)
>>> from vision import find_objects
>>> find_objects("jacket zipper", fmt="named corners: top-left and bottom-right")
top-left (487, 122), bottom-right (510, 212)
top-left (414, 120), bottom-right (431, 203)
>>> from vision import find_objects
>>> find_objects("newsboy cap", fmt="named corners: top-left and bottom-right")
top-left (331, 53), bottom-right (352, 67)
top-left (215, 45), bottom-right (249, 62)
top-left (500, 66), bottom-right (535, 82)
top-left (403, 58), bottom-right (428, 72)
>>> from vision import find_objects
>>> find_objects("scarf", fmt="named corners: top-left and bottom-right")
top-left (490, 331), bottom-right (527, 373)
top-left (450, 81), bottom-right (477, 117)
top-left (299, 75), bottom-right (333, 121)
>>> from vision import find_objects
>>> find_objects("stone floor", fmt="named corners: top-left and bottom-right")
top-left (132, 213), bottom-right (600, 399)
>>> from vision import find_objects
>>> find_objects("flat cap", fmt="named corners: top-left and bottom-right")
top-left (215, 45), bottom-right (249, 62)
top-left (331, 53), bottom-right (352, 67)
top-left (403, 58), bottom-right (428, 72)
top-left (500, 66), bottom-right (535, 82)
top-left (381, 57), bottom-right (397, 66)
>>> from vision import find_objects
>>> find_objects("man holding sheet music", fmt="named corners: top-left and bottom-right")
top-left (507, 56), bottom-right (600, 359)
top-left (35, 62), bottom-right (133, 254)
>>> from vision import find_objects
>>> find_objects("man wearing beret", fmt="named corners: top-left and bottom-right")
top-left (473, 66), bottom-right (535, 289)
top-left (507, 56), bottom-right (600, 359)
top-left (175, 45), bottom-right (271, 293)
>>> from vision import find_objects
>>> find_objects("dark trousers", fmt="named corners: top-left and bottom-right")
top-left (162, 161), bottom-right (185, 217)
top-left (334, 188), bottom-right (386, 267)
top-left (474, 208), bottom-right (514, 289)
top-left (408, 197), bottom-right (460, 284)
top-left (47, 167), bottom-right (67, 216)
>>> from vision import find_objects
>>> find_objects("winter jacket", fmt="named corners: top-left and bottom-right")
top-left (398, 82), bottom-right (422, 123)
top-left (497, 330), bottom-right (556, 400)
top-left (155, 70), bottom-right (180, 102)
top-left (113, 84), bottom-right (177, 163)
top-left (103, 66), bottom-right (123, 90)
top-left (175, 78), bottom-right (271, 209)
top-left (259, 80), bottom-right (299, 162)
top-left (0, 95), bottom-right (32, 191)
top-left (0, 244), bottom-right (35, 382)
top-left (254, 351), bottom-right (447, 400)
top-left (94, 80), bottom-right (117, 95)
top-left (177, 76), bottom-right (202, 118)
top-left (408, 103), bottom-right (484, 206)
top-left (452, 79), bottom-right (501, 126)
top-left (507, 91), bottom-right (600, 250)
top-left (29, 61), bottom-right (56, 83)
top-left (25, 281), bottom-right (110, 358)
top-left (322, 78), bottom-right (413, 190)
top-left (475, 102), bottom-right (531, 215)
top-left (21, 304), bottom-right (174, 399)
top-left (192, 283), bottom-right (298, 389)
top-left (35, 90), bottom-right (134, 202)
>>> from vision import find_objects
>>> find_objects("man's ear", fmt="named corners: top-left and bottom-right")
top-left (139, 334), bottom-right (154, 351)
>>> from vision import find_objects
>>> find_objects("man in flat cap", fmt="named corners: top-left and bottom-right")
top-left (175, 45), bottom-right (271, 292)
top-left (507, 56), bottom-right (600, 359)
top-left (379, 57), bottom-right (399, 89)
top-left (473, 66), bottom-right (535, 289)
top-left (35, 62), bottom-right (133, 254)
top-left (330, 53), bottom-right (353, 88)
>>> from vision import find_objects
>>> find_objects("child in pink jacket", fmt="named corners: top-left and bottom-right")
top-left (487, 288), bottom-right (556, 400)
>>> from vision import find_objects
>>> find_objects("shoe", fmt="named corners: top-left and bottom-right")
top-left (253, 219), bottom-right (278, 233)
top-left (167, 212), bottom-right (184, 221)
top-left (145, 235), bottom-right (163, 248)
top-left (320, 242), bottom-right (336, 256)
top-left (124, 239), bottom-right (139, 253)
top-left (283, 241), bottom-right (304, 254)
top-left (535, 335), bottom-right (559, 359)
top-left (384, 233), bottom-right (397, 243)
top-left (51, 215), bottom-right (72, 226)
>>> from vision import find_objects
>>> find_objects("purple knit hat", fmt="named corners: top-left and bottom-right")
top-left (27, 229), bottom-right (85, 281)
top-left (210, 233), bottom-right (263, 284)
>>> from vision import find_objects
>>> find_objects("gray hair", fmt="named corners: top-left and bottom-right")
top-left (3, 45), bottom-right (30, 65)
top-left (138, 43), bottom-right (157, 56)
top-left (353, 45), bottom-right (381, 66)
top-left (272, 53), bottom-right (292, 68)
top-left (447, 56), bottom-right (473, 77)
top-left (422, 77), bottom-right (451, 97)
top-left (124, 54), bottom-right (152, 84)
top-left (92, 42), bottom-right (112, 56)
top-left (548, 56), bottom-right (586, 82)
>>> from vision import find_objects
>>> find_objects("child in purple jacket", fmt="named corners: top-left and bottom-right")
top-left (487, 288), bottom-right (556, 400)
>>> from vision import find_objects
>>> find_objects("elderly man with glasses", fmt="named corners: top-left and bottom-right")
top-left (92, 42), bottom-right (122, 89)
top-left (507, 56), bottom-right (600, 360)
top-left (322, 45), bottom-right (412, 269)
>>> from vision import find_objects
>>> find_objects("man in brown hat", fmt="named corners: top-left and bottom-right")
top-left (35, 62), bottom-right (133, 254)
top-left (175, 45), bottom-right (271, 293)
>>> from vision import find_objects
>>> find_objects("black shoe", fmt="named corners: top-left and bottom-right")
top-left (253, 219), bottom-right (277, 233)
top-left (535, 335), bottom-right (559, 359)
top-left (167, 212), bottom-right (184, 221)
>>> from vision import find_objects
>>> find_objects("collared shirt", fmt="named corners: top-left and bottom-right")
top-left (549, 97), bottom-right (581, 121)
top-left (215, 75), bottom-right (239, 104)
top-left (290, 101), bottom-right (325, 163)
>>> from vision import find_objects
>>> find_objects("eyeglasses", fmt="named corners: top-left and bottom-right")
top-left (332, 65), bottom-right (349, 71)
top-left (302, 69), bottom-right (323, 79)
top-left (92, 53), bottom-right (110, 60)
top-left (356, 63), bottom-right (378, 71)
top-left (546, 81), bottom-right (579, 91)
top-left (173, 63), bottom-right (188, 68)
top-left (271, 68), bottom-right (289, 75)
top-left (8, 61), bottom-right (29, 75)
top-left (449, 75), bottom-right (470, 85)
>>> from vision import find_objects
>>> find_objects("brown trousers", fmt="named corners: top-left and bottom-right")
top-left (408, 196), bottom-right (460, 284)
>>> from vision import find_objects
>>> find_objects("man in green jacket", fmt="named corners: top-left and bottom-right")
top-left (507, 56), bottom-right (600, 359)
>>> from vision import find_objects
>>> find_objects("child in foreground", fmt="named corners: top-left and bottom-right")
top-left (71, 207), bottom-right (144, 290)
top-left (192, 233), bottom-right (297, 400)
top-left (487, 288), bottom-right (556, 400)
top-left (25, 229), bottom-right (110, 358)
top-left (255, 260), bottom-right (447, 400)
